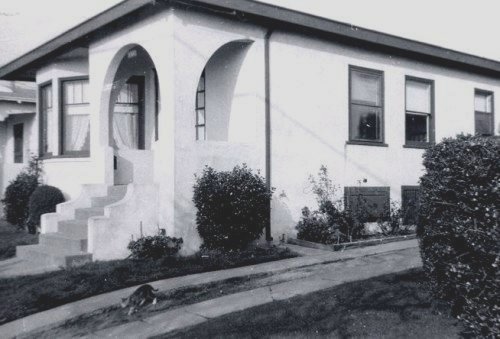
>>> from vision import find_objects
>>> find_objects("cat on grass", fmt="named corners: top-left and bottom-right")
top-left (121, 284), bottom-right (158, 315)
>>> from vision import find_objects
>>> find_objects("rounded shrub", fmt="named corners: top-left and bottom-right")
top-left (2, 173), bottom-right (39, 228)
top-left (418, 134), bottom-right (499, 337)
top-left (193, 165), bottom-right (274, 250)
top-left (27, 185), bottom-right (65, 234)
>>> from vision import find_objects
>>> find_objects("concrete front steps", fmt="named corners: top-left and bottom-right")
top-left (15, 185), bottom-right (127, 269)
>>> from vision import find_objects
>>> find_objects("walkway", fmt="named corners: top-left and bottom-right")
top-left (1, 239), bottom-right (420, 338)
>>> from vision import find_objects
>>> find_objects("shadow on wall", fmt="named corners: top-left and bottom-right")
top-left (174, 194), bottom-right (202, 255)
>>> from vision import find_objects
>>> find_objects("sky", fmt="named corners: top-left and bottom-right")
top-left (0, 0), bottom-right (500, 68)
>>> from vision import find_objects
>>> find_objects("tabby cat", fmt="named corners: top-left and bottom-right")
top-left (121, 284), bottom-right (158, 315)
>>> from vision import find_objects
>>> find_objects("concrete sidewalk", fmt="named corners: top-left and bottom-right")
top-left (1, 239), bottom-right (419, 338)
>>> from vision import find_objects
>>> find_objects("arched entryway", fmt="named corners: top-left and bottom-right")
top-left (106, 45), bottom-right (159, 185)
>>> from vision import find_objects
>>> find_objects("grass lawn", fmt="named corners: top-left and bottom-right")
top-left (162, 269), bottom-right (463, 339)
top-left (0, 246), bottom-right (296, 325)
top-left (0, 219), bottom-right (38, 260)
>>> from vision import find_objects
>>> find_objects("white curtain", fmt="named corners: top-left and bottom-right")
top-left (113, 110), bottom-right (138, 149)
top-left (65, 114), bottom-right (90, 151)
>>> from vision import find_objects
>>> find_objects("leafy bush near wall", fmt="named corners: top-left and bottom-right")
top-left (27, 185), bottom-right (65, 234)
top-left (1, 156), bottom-right (42, 230)
top-left (193, 165), bottom-right (274, 250)
top-left (377, 201), bottom-right (414, 236)
top-left (296, 166), bottom-right (366, 244)
top-left (128, 234), bottom-right (183, 259)
top-left (417, 134), bottom-right (499, 337)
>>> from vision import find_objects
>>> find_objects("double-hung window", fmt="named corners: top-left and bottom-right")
top-left (13, 123), bottom-right (24, 163)
top-left (405, 77), bottom-right (434, 146)
top-left (474, 89), bottom-right (494, 136)
top-left (349, 66), bottom-right (384, 144)
top-left (61, 78), bottom-right (90, 156)
top-left (39, 83), bottom-right (53, 157)
top-left (195, 70), bottom-right (206, 140)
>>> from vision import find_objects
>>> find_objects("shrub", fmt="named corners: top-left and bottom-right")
top-left (296, 166), bottom-right (365, 244)
top-left (1, 156), bottom-right (42, 229)
top-left (27, 185), bottom-right (65, 234)
top-left (417, 134), bottom-right (499, 337)
top-left (377, 201), bottom-right (413, 236)
top-left (127, 234), bottom-right (183, 259)
top-left (193, 165), bottom-right (274, 250)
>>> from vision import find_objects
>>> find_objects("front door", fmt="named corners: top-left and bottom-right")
top-left (112, 76), bottom-right (147, 185)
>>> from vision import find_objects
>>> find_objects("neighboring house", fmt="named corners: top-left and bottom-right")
top-left (0, 0), bottom-right (498, 266)
top-left (0, 81), bottom-right (36, 205)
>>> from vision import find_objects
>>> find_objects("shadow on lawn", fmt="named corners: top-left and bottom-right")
top-left (161, 269), bottom-right (463, 339)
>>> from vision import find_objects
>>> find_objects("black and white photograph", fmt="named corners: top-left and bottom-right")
top-left (0, 0), bottom-right (498, 337)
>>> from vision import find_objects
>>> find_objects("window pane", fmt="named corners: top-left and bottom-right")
top-left (350, 104), bottom-right (382, 141)
top-left (197, 92), bottom-right (205, 108)
top-left (13, 123), bottom-right (23, 163)
top-left (40, 84), bottom-right (53, 155)
top-left (475, 92), bottom-right (492, 113)
top-left (406, 80), bottom-right (431, 113)
top-left (475, 112), bottom-right (493, 136)
top-left (196, 126), bottom-right (206, 140)
top-left (406, 113), bottom-right (428, 142)
top-left (351, 70), bottom-right (382, 106)
top-left (345, 187), bottom-right (390, 223)
top-left (65, 114), bottom-right (90, 152)
top-left (197, 109), bottom-right (205, 125)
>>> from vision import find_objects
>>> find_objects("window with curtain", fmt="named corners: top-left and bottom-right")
top-left (405, 77), bottom-right (434, 146)
top-left (349, 66), bottom-right (384, 143)
top-left (195, 70), bottom-right (206, 141)
top-left (62, 79), bottom-right (90, 155)
top-left (13, 123), bottom-right (23, 163)
top-left (474, 90), bottom-right (494, 136)
top-left (40, 83), bottom-right (53, 156)
top-left (113, 81), bottom-right (142, 150)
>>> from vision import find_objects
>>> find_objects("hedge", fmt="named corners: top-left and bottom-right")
top-left (417, 134), bottom-right (499, 337)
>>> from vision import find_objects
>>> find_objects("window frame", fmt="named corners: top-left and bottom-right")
top-left (195, 69), bottom-right (206, 141)
top-left (348, 65), bottom-right (386, 146)
top-left (13, 123), bottom-right (24, 164)
top-left (38, 80), bottom-right (53, 158)
top-left (474, 88), bottom-right (494, 136)
top-left (59, 76), bottom-right (91, 157)
top-left (404, 75), bottom-right (435, 149)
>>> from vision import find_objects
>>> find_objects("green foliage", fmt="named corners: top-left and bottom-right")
top-left (127, 234), bottom-right (183, 259)
top-left (193, 165), bottom-right (274, 250)
top-left (1, 156), bottom-right (42, 229)
top-left (27, 185), bottom-right (65, 234)
top-left (417, 134), bottom-right (499, 337)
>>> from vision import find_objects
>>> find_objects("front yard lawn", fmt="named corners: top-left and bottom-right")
top-left (0, 245), bottom-right (296, 325)
top-left (162, 268), bottom-right (463, 338)
top-left (0, 219), bottom-right (38, 260)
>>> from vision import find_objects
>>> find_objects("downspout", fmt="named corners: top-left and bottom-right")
top-left (265, 28), bottom-right (273, 242)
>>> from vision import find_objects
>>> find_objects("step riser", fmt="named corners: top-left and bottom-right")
top-left (40, 235), bottom-right (87, 252)
top-left (75, 209), bottom-right (103, 220)
top-left (91, 197), bottom-right (121, 208)
top-left (58, 225), bottom-right (88, 238)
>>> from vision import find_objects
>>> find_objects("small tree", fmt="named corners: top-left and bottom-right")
top-left (193, 165), bottom-right (274, 250)
top-left (1, 156), bottom-right (43, 229)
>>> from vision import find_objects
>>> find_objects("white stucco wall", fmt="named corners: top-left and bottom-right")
top-left (268, 30), bottom-right (500, 238)
top-left (170, 9), bottom-right (267, 251)
top-left (0, 102), bottom-right (36, 200)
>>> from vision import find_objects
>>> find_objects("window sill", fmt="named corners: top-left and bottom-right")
top-left (346, 140), bottom-right (388, 147)
top-left (39, 153), bottom-right (90, 161)
top-left (403, 143), bottom-right (433, 149)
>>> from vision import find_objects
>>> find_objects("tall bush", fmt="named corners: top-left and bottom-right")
top-left (193, 165), bottom-right (274, 250)
top-left (27, 185), bottom-right (65, 234)
top-left (1, 156), bottom-right (42, 229)
top-left (418, 134), bottom-right (499, 337)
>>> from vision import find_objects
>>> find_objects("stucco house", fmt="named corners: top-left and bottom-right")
top-left (0, 81), bottom-right (36, 204)
top-left (0, 0), bottom-right (498, 267)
